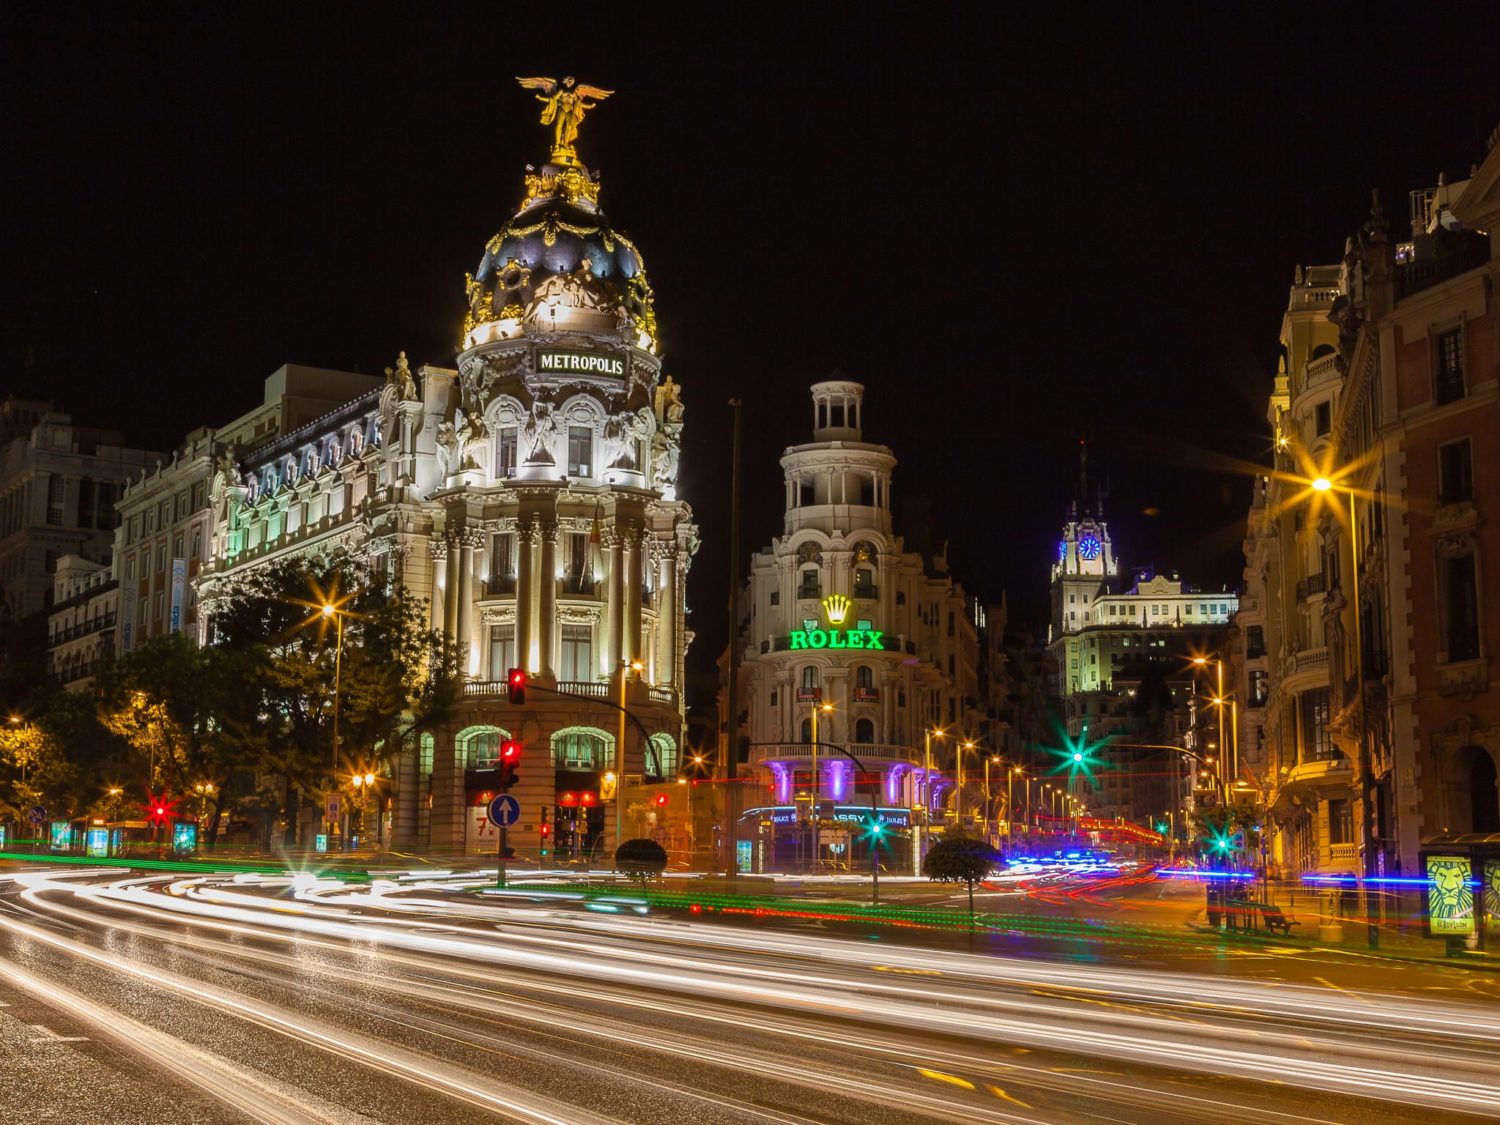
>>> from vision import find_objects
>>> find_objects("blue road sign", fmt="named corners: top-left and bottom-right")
top-left (487, 793), bottom-right (521, 827)
top-left (27, 805), bottom-right (47, 826)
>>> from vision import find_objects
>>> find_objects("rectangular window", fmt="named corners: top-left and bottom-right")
top-left (799, 569), bottom-right (820, 598)
top-left (496, 426), bottom-right (519, 477)
top-left (564, 532), bottom-right (592, 593)
top-left (567, 426), bottom-right (592, 477)
top-left (1439, 439), bottom-right (1473, 505)
top-left (1246, 625), bottom-right (1265, 659)
top-left (1315, 400), bottom-right (1331, 436)
top-left (488, 625), bottom-right (515, 679)
top-left (1300, 687), bottom-right (1334, 761)
top-left (1436, 329), bottom-right (1465, 404)
top-left (46, 475), bottom-right (65, 526)
top-left (1249, 669), bottom-right (1269, 706)
top-left (560, 624), bottom-right (593, 681)
top-left (1328, 798), bottom-right (1353, 845)
top-left (1445, 553), bottom-right (1480, 662)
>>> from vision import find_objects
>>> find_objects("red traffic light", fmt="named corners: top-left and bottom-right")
top-left (500, 739), bottom-right (522, 762)
top-left (654, 793), bottom-right (669, 807)
top-left (506, 667), bottom-right (526, 704)
top-left (540, 824), bottom-right (551, 837)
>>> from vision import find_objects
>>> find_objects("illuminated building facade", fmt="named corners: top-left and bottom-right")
top-left (1238, 127), bottom-right (1500, 878)
top-left (727, 382), bottom-right (984, 871)
top-left (46, 554), bottom-right (117, 691)
top-left (1047, 484), bottom-right (1235, 828)
top-left (200, 118), bottom-right (696, 855)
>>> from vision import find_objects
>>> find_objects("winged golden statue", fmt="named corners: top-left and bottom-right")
top-left (516, 76), bottom-right (613, 163)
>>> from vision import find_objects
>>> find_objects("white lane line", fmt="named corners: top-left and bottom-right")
top-left (28, 1023), bottom-right (88, 1042)
top-left (0, 958), bottom-right (330, 1124)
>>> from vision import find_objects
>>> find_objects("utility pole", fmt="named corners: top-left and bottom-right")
top-left (724, 397), bottom-right (743, 879)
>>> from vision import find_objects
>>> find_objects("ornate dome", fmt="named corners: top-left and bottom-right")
top-left (463, 162), bottom-right (657, 352)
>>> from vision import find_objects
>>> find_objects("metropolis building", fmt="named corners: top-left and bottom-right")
top-left (727, 382), bottom-right (984, 872)
top-left (199, 110), bottom-right (696, 855)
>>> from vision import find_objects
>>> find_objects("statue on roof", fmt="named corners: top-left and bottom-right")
top-left (385, 351), bottom-right (419, 401)
top-left (516, 76), bottom-right (613, 162)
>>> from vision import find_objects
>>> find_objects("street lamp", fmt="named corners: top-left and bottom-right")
top-left (350, 770), bottom-right (377, 844)
top-left (983, 754), bottom-right (1002, 844)
top-left (1007, 766), bottom-right (1022, 846)
top-left (614, 658), bottom-right (645, 857)
top-left (1190, 655), bottom-right (1237, 791)
top-left (920, 726), bottom-right (946, 857)
top-left (193, 781), bottom-right (215, 846)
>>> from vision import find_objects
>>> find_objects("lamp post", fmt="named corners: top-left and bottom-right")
top-left (350, 770), bottom-right (376, 845)
top-left (1191, 655), bottom-right (1236, 792)
top-left (1313, 474), bottom-right (1379, 949)
top-left (193, 781), bottom-right (215, 849)
top-left (920, 726), bottom-right (945, 859)
top-left (615, 659), bottom-right (644, 858)
top-left (808, 699), bottom-right (834, 869)
top-left (1007, 766), bottom-right (1021, 848)
top-left (321, 602), bottom-right (348, 843)
top-left (983, 754), bottom-right (1001, 845)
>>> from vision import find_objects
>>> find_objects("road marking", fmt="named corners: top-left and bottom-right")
top-left (986, 1083), bottom-right (1032, 1108)
top-left (1312, 976), bottom-right (1349, 993)
top-left (29, 1024), bottom-right (88, 1043)
top-left (872, 965), bottom-right (941, 976)
top-left (916, 1067), bottom-right (974, 1090)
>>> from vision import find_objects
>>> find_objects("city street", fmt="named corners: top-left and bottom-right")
top-left (2, 863), bottom-right (1497, 1123)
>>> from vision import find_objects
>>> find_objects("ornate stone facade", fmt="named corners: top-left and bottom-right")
top-left (199, 142), bottom-right (697, 857)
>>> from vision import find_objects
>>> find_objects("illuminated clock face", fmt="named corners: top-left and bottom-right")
top-left (1078, 534), bottom-right (1102, 561)
top-left (1056, 540), bottom-right (1067, 563)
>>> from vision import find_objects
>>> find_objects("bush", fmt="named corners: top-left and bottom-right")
top-left (615, 837), bottom-right (668, 887)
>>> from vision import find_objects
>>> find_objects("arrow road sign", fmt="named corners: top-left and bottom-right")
top-left (27, 806), bottom-right (47, 826)
top-left (487, 794), bottom-right (521, 827)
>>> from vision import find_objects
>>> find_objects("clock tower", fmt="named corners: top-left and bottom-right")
top-left (1048, 443), bottom-right (1118, 693)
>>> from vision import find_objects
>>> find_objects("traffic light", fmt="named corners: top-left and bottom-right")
top-left (539, 805), bottom-right (551, 857)
top-left (497, 739), bottom-right (522, 790)
top-left (654, 793), bottom-right (669, 807)
top-left (506, 668), bottom-right (526, 704)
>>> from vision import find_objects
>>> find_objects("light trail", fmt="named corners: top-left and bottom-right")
top-left (6, 868), bottom-right (1500, 1120)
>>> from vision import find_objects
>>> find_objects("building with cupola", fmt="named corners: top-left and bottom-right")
top-left (1047, 471), bottom-right (1236, 828)
top-left (725, 382), bottom-right (985, 873)
top-left (199, 93), bottom-right (696, 857)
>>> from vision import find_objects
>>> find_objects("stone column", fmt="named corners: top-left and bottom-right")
top-left (624, 530), bottom-right (643, 666)
top-left (429, 537), bottom-right (448, 636)
top-left (458, 530), bottom-right (479, 678)
top-left (516, 521), bottom-right (535, 674)
top-left (443, 533), bottom-right (460, 640)
top-left (394, 737), bottom-right (418, 848)
top-left (538, 525), bottom-right (557, 677)
top-left (656, 544), bottom-right (678, 690)
top-left (606, 530), bottom-right (624, 672)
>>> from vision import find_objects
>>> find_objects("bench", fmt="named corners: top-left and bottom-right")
top-left (1227, 898), bottom-right (1300, 935)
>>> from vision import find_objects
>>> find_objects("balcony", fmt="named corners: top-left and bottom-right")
top-left (853, 583), bottom-right (879, 600)
top-left (795, 687), bottom-right (822, 702)
top-left (1296, 574), bottom-right (1326, 601)
top-left (797, 584), bottom-right (822, 600)
top-left (557, 680), bottom-right (609, 699)
top-left (853, 687), bottom-right (880, 703)
top-left (483, 576), bottom-right (516, 596)
top-left (560, 575), bottom-right (597, 596)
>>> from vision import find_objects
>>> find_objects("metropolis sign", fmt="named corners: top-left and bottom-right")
top-left (536, 348), bottom-right (626, 378)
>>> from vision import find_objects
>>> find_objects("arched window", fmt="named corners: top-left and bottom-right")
top-left (801, 666), bottom-right (820, 690)
top-left (650, 733), bottom-right (678, 779)
top-left (856, 665), bottom-right (874, 690)
top-left (456, 725), bottom-right (511, 767)
top-left (801, 717), bottom-right (814, 743)
top-left (854, 717), bottom-right (875, 743)
top-left (551, 727), bottom-right (613, 770)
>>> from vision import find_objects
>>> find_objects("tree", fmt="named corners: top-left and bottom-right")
top-left (924, 827), bottom-right (1002, 931)
top-left (207, 552), bottom-right (459, 846)
top-left (615, 837), bottom-right (668, 892)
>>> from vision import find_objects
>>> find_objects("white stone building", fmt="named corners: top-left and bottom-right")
top-left (46, 554), bottom-right (117, 692)
top-left (199, 143), bottom-right (697, 857)
top-left (728, 381), bottom-right (983, 871)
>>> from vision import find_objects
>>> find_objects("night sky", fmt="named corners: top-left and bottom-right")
top-left (3, 7), bottom-right (1497, 678)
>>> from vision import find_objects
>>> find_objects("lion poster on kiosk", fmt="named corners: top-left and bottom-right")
top-left (1485, 859), bottom-right (1500, 936)
top-left (1426, 855), bottom-right (1475, 935)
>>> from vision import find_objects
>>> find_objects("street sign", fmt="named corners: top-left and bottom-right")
top-left (488, 794), bottom-right (521, 827)
top-left (27, 805), bottom-right (46, 826)
top-left (325, 794), bottom-right (342, 822)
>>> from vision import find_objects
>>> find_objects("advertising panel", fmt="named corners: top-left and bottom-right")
top-left (85, 826), bottom-right (109, 857)
top-left (1485, 859), bottom-right (1500, 936)
top-left (736, 839), bottom-right (753, 874)
top-left (172, 821), bottom-right (198, 854)
top-left (1426, 854), bottom-right (1475, 935)
top-left (49, 820), bottom-right (71, 851)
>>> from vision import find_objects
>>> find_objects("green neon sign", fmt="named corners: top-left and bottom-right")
top-left (788, 628), bottom-right (884, 651)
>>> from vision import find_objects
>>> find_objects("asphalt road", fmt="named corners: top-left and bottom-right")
top-left (1, 864), bottom-right (1497, 1124)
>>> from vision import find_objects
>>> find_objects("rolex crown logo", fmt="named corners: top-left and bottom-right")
top-left (822, 594), bottom-right (851, 626)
